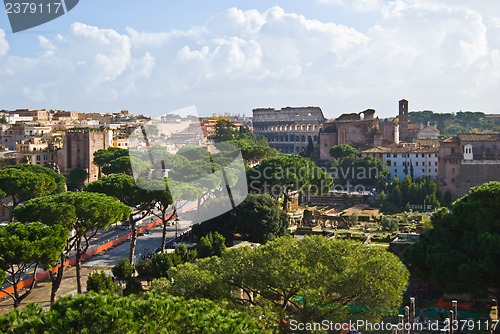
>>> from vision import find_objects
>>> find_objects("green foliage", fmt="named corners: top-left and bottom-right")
top-left (136, 248), bottom-right (192, 281)
top-left (380, 216), bottom-right (399, 232)
top-left (305, 136), bottom-right (314, 157)
top-left (112, 258), bottom-right (134, 281)
top-left (233, 193), bottom-right (290, 244)
top-left (7, 163), bottom-right (66, 193)
top-left (197, 194), bottom-right (290, 245)
top-left (66, 167), bottom-right (88, 185)
top-left (14, 191), bottom-right (130, 294)
top-left (225, 138), bottom-right (277, 165)
top-left (442, 189), bottom-right (453, 208)
top-left (197, 232), bottom-right (227, 258)
top-left (380, 176), bottom-right (440, 213)
top-left (0, 222), bottom-right (68, 307)
top-left (84, 174), bottom-right (157, 209)
top-left (0, 164), bottom-right (64, 221)
top-left (332, 154), bottom-right (389, 187)
top-left (407, 110), bottom-right (500, 136)
top-left (93, 147), bottom-right (143, 176)
top-left (211, 118), bottom-right (238, 142)
top-left (93, 147), bottom-right (129, 168)
top-left (87, 271), bottom-right (120, 295)
top-left (329, 144), bottom-right (359, 159)
top-left (0, 292), bottom-right (268, 333)
top-left (170, 236), bottom-right (409, 323)
top-left (248, 154), bottom-right (333, 209)
top-left (402, 181), bottom-right (500, 297)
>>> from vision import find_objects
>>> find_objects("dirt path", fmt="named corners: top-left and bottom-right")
top-left (0, 265), bottom-right (112, 314)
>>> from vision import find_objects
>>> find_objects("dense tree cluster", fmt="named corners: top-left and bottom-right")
top-left (248, 154), bottom-right (333, 210)
top-left (375, 175), bottom-right (441, 213)
top-left (0, 164), bottom-right (65, 221)
top-left (135, 245), bottom-right (196, 283)
top-left (14, 191), bottom-right (130, 297)
top-left (167, 236), bottom-right (409, 325)
top-left (402, 181), bottom-right (500, 299)
top-left (0, 292), bottom-right (267, 334)
top-left (192, 194), bottom-right (290, 245)
top-left (328, 144), bottom-right (389, 188)
top-left (0, 222), bottom-right (68, 307)
top-left (406, 110), bottom-right (500, 136)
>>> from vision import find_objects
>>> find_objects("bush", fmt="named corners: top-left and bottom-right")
top-left (87, 271), bottom-right (121, 295)
top-left (112, 258), bottom-right (134, 281)
top-left (380, 216), bottom-right (399, 232)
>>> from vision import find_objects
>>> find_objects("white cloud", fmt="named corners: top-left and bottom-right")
top-left (0, 4), bottom-right (499, 116)
top-left (0, 29), bottom-right (9, 56)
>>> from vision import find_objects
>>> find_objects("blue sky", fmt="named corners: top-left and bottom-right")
top-left (1, 0), bottom-right (500, 118)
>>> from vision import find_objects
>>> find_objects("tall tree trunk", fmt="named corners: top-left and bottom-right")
top-left (8, 197), bottom-right (18, 222)
top-left (129, 220), bottom-right (138, 265)
top-left (49, 264), bottom-right (65, 304)
top-left (11, 267), bottom-right (19, 308)
top-left (161, 207), bottom-right (175, 252)
top-left (75, 237), bottom-right (82, 293)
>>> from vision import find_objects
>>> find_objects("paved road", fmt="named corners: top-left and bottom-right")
top-left (1, 215), bottom-right (176, 288)
top-left (83, 220), bottom-right (194, 268)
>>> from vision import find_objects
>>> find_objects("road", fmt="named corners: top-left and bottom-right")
top-left (0, 213), bottom-right (191, 291)
top-left (83, 220), bottom-right (194, 268)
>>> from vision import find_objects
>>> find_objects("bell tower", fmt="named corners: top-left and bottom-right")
top-left (398, 99), bottom-right (409, 142)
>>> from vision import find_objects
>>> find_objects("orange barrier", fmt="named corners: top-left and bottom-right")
top-left (438, 297), bottom-right (476, 310)
top-left (0, 214), bottom-right (172, 300)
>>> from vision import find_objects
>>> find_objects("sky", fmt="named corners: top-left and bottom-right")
top-left (0, 0), bottom-right (500, 119)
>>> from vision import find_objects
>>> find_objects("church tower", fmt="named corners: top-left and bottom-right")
top-left (398, 99), bottom-right (409, 142)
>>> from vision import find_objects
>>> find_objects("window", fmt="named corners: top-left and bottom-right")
top-left (36, 155), bottom-right (41, 161)
top-left (428, 169), bottom-right (431, 173)
top-left (428, 154), bottom-right (431, 157)
top-left (416, 162), bottom-right (419, 166)
top-left (435, 162), bottom-right (438, 166)
top-left (452, 168), bottom-right (455, 173)
top-left (452, 178), bottom-right (455, 183)
top-left (386, 161), bottom-right (391, 166)
top-left (386, 153), bottom-right (391, 157)
top-left (435, 153), bottom-right (438, 157)
top-left (394, 169), bottom-right (398, 174)
top-left (422, 168), bottom-right (425, 173)
top-left (435, 169), bottom-right (437, 173)
top-left (451, 148), bottom-right (455, 154)
top-left (393, 154), bottom-right (397, 158)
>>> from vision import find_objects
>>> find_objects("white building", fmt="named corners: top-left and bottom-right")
top-left (362, 140), bottom-right (440, 180)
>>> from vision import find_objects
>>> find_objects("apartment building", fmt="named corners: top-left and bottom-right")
top-left (362, 140), bottom-right (440, 180)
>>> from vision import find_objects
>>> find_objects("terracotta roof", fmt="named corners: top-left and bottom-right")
top-left (363, 144), bottom-right (438, 154)
top-left (457, 133), bottom-right (500, 141)
top-left (416, 139), bottom-right (439, 146)
top-left (441, 137), bottom-right (460, 143)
